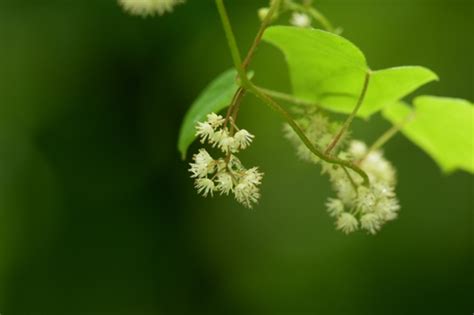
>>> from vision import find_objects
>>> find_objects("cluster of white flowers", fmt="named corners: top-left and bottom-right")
top-left (290, 12), bottom-right (312, 28)
top-left (189, 113), bottom-right (263, 208)
top-left (283, 112), bottom-right (347, 163)
top-left (284, 111), bottom-right (400, 234)
top-left (118, 0), bottom-right (185, 16)
top-left (325, 140), bottom-right (399, 234)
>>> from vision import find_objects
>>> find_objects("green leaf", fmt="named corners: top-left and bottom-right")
top-left (319, 66), bottom-right (438, 117)
top-left (383, 96), bottom-right (474, 174)
top-left (262, 26), bottom-right (438, 118)
top-left (178, 69), bottom-right (239, 160)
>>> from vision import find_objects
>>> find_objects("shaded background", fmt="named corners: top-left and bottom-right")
top-left (0, 0), bottom-right (472, 314)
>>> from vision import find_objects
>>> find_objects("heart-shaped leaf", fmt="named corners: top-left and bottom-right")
top-left (383, 96), bottom-right (474, 174)
top-left (262, 26), bottom-right (438, 118)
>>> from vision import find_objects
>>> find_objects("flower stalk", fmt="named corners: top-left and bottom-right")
top-left (325, 71), bottom-right (371, 155)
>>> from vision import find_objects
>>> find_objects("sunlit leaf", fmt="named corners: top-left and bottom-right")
top-left (383, 96), bottom-right (474, 174)
top-left (319, 66), bottom-right (438, 117)
top-left (263, 26), bottom-right (438, 118)
top-left (178, 69), bottom-right (240, 160)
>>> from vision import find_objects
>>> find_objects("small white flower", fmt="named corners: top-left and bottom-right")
top-left (194, 178), bottom-right (215, 197)
top-left (232, 167), bottom-right (263, 208)
top-left (242, 167), bottom-right (263, 186)
top-left (290, 12), bottom-right (311, 28)
top-left (258, 7), bottom-right (270, 21)
top-left (195, 122), bottom-right (214, 143)
top-left (349, 140), bottom-right (368, 159)
top-left (357, 186), bottom-right (377, 213)
top-left (372, 183), bottom-right (395, 198)
top-left (326, 198), bottom-right (344, 217)
top-left (375, 198), bottom-right (400, 221)
top-left (218, 134), bottom-right (236, 154)
top-left (361, 151), bottom-right (396, 184)
top-left (189, 149), bottom-right (215, 178)
top-left (216, 172), bottom-right (234, 195)
top-left (234, 182), bottom-right (261, 209)
top-left (206, 113), bottom-right (225, 128)
top-left (210, 129), bottom-right (227, 147)
top-left (118, 0), bottom-right (185, 17)
top-left (366, 151), bottom-right (383, 164)
top-left (233, 129), bottom-right (254, 150)
top-left (336, 213), bottom-right (359, 234)
top-left (334, 178), bottom-right (356, 205)
top-left (360, 213), bottom-right (381, 234)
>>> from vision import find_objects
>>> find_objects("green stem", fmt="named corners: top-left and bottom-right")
top-left (242, 0), bottom-right (282, 70)
top-left (215, 0), bottom-right (246, 81)
top-left (361, 112), bottom-right (415, 161)
top-left (256, 86), bottom-right (321, 108)
top-left (218, 0), bottom-right (281, 130)
top-left (285, 0), bottom-right (336, 32)
top-left (325, 71), bottom-right (371, 154)
top-left (215, 0), bottom-right (369, 186)
top-left (307, 7), bottom-right (335, 32)
top-left (342, 166), bottom-right (358, 192)
top-left (247, 82), bottom-right (370, 185)
top-left (215, 0), bottom-right (281, 85)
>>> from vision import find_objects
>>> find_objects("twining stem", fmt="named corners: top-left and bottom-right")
top-left (256, 86), bottom-right (321, 108)
top-left (218, 0), bottom-right (282, 131)
top-left (325, 72), bottom-right (371, 154)
top-left (361, 112), bottom-right (415, 162)
top-left (285, 0), bottom-right (336, 32)
top-left (242, 0), bottom-right (281, 70)
top-left (215, 0), bottom-right (246, 81)
top-left (247, 83), bottom-right (370, 185)
top-left (342, 166), bottom-right (358, 191)
top-left (216, 0), bottom-right (281, 86)
top-left (215, 0), bottom-right (369, 185)
top-left (224, 88), bottom-right (245, 134)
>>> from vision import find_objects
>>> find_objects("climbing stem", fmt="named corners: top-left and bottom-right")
top-left (246, 82), bottom-right (370, 186)
top-left (215, 0), bottom-right (246, 81)
top-left (215, 0), bottom-right (369, 186)
top-left (285, 0), bottom-right (336, 32)
top-left (242, 0), bottom-right (282, 70)
top-left (361, 112), bottom-right (415, 161)
top-left (325, 72), bottom-right (371, 154)
top-left (256, 86), bottom-right (321, 108)
top-left (215, 0), bottom-right (281, 85)
top-left (342, 167), bottom-right (358, 192)
top-left (217, 0), bottom-right (281, 131)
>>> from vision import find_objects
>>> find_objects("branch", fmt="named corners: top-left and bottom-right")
top-left (285, 0), bottom-right (336, 32)
top-left (361, 112), bottom-right (415, 162)
top-left (215, 0), bottom-right (246, 81)
top-left (246, 82), bottom-right (370, 186)
top-left (256, 86), bottom-right (322, 108)
top-left (325, 71), bottom-right (371, 154)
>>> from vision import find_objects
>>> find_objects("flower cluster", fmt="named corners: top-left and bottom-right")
top-left (118, 0), bottom-right (185, 17)
top-left (189, 113), bottom-right (263, 208)
top-left (284, 111), bottom-right (400, 234)
top-left (283, 111), bottom-right (348, 163)
top-left (324, 149), bottom-right (400, 235)
top-left (290, 12), bottom-right (312, 28)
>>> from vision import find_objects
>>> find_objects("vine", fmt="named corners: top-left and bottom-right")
top-left (119, 0), bottom-right (474, 235)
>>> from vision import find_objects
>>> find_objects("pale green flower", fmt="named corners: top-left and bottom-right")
top-left (119, 0), bottom-right (185, 17)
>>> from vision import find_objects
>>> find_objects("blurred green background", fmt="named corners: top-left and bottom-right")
top-left (0, 0), bottom-right (472, 314)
